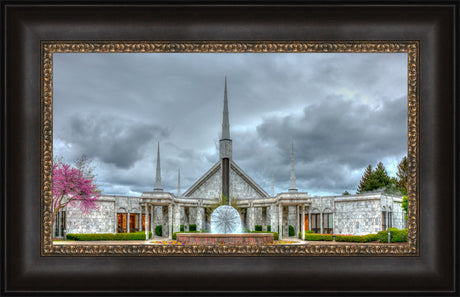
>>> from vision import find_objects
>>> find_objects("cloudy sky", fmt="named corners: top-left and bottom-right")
top-left (53, 52), bottom-right (407, 197)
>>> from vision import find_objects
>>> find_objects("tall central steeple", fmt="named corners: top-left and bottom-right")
top-left (219, 77), bottom-right (232, 202)
top-left (221, 77), bottom-right (230, 140)
top-left (219, 77), bottom-right (232, 160)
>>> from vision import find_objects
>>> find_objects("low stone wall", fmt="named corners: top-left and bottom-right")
top-left (176, 233), bottom-right (274, 245)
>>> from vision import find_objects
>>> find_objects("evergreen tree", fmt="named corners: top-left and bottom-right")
top-left (357, 164), bottom-right (373, 193)
top-left (357, 162), bottom-right (391, 193)
top-left (396, 156), bottom-right (408, 195)
top-left (342, 190), bottom-right (350, 195)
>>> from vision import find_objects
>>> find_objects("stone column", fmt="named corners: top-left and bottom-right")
top-left (320, 210), bottom-right (323, 234)
top-left (308, 210), bottom-right (312, 231)
top-left (296, 205), bottom-right (300, 237)
top-left (168, 204), bottom-right (173, 239)
top-left (150, 205), bottom-right (154, 236)
top-left (162, 206), bottom-right (168, 237)
top-left (301, 204), bottom-right (305, 240)
top-left (114, 205), bottom-right (118, 233)
top-left (138, 211), bottom-right (142, 231)
top-left (269, 205), bottom-right (276, 231)
top-left (173, 204), bottom-right (181, 233)
top-left (278, 204), bottom-right (283, 238)
top-left (196, 207), bottom-right (205, 232)
top-left (250, 206), bottom-right (255, 231)
top-left (145, 204), bottom-right (149, 240)
top-left (127, 211), bottom-right (130, 233)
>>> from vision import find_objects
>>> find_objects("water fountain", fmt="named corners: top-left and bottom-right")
top-left (176, 205), bottom-right (274, 245)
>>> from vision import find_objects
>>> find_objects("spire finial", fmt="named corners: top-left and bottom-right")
top-left (177, 168), bottom-right (181, 197)
top-left (289, 142), bottom-right (298, 192)
top-left (154, 141), bottom-right (163, 191)
top-left (221, 77), bottom-right (230, 140)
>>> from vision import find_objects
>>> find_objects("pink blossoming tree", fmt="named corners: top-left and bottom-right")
top-left (52, 162), bottom-right (100, 227)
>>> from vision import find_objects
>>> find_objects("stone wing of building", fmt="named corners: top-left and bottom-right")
top-left (182, 161), bottom-right (269, 199)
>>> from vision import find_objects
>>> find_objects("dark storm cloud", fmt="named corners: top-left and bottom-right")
top-left (53, 52), bottom-right (407, 196)
top-left (241, 94), bottom-right (407, 193)
top-left (57, 113), bottom-right (168, 169)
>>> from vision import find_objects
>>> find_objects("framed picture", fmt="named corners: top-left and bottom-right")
top-left (2, 1), bottom-right (456, 295)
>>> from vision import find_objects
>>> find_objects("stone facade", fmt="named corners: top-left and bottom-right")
top-left (57, 82), bottom-right (407, 239)
top-left (65, 196), bottom-right (116, 234)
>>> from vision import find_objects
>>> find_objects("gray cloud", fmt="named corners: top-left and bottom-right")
top-left (57, 113), bottom-right (168, 169)
top-left (53, 52), bottom-right (407, 196)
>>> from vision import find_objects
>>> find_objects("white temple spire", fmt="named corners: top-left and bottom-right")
top-left (222, 76), bottom-right (230, 140)
top-left (219, 77), bottom-right (232, 160)
top-left (288, 142), bottom-right (298, 192)
top-left (154, 141), bottom-right (163, 192)
top-left (271, 173), bottom-right (275, 197)
top-left (177, 168), bottom-right (181, 197)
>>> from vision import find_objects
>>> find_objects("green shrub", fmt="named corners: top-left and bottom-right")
top-left (255, 225), bottom-right (262, 231)
top-left (378, 228), bottom-right (408, 243)
top-left (189, 224), bottom-right (197, 231)
top-left (298, 230), bottom-right (314, 238)
top-left (335, 235), bottom-right (365, 242)
top-left (172, 231), bottom-right (200, 240)
top-left (267, 225), bottom-right (271, 232)
top-left (201, 229), bottom-right (209, 233)
top-left (303, 233), bottom-right (333, 241)
top-left (362, 234), bottom-right (378, 242)
top-left (66, 231), bottom-right (151, 241)
top-left (250, 231), bottom-right (279, 240)
top-left (243, 227), bottom-right (250, 233)
top-left (155, 225), bottom-right (162, 236)
top-left (180, 225), bottom-right (184, 231)
top-left (288, 225), bottom-right (295, 236)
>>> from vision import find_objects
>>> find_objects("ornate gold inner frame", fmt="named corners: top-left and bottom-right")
top-left (41, 41), bottom-right (419, 256)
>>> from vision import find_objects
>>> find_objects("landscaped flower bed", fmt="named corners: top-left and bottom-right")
top-left (150, 240), bottom-right (297, 245)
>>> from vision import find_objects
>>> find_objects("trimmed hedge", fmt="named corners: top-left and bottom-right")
top-left (336, 234), bottom-right (378, 243)
top-left (298, 232), bottom-right (378, 242)
top-left (377, 228), bottom-right (408, 243)
top-left (288, 225), bottom-right (295, 236)
top-left (66, 231), bottom-right (151, 241)
top-left (250, 231), bottom-right (279, 240)
top-left (189, 224), bottom-right (197, 231)
top-left (180, 225), bottom-right (184, 232)
top-left (172, 231), bottom-right (200, 240)
top-left (303, 233), bottom-right (333, 241)
top-left (267, 225), bottom-right (271, 232)
top-left (155, 225), bottom-right (162, 236)
top-left (255, 225), bottom-right (262, 231)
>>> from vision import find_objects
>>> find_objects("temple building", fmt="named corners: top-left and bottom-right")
top-left (54, 79), bottom-right (406, 239)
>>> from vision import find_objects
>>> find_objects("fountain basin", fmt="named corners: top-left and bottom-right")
top-left (176, 233), bottom-right (274, 245)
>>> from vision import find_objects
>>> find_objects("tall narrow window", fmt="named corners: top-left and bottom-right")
top-left (54, 211), bottom-right (66, 239)
top-left (117, 213), bottom-right (127, 233)
top-left (311, 214), bottom-right (320, 233)
top-left (323, 213), bottom-right (333, 234)
top-left (382, 211), bottom-right (387, 230)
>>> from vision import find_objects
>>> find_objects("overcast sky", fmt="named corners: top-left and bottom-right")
top-left (53, 52), bottom-right (407, 197)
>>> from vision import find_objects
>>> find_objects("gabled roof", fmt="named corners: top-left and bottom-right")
top-left (230, 162), bottom-right (269, 198)
top-left (182, 161), bottom-right (221, 198)
top-left (182, 160), bottom-right (269, 198)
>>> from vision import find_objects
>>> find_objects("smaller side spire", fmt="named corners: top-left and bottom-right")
top-left (288, 142), bottom-right (298, 192)
top-left (271, 173), bottom-right (275, 197)
top-left (177, 168), bottom-right (181, 197)
top-left (154, 141), bottom-right (163, 192)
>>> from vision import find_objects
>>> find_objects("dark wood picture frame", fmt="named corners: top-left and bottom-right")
top-left (2, 1), bottom-right (457, 295)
